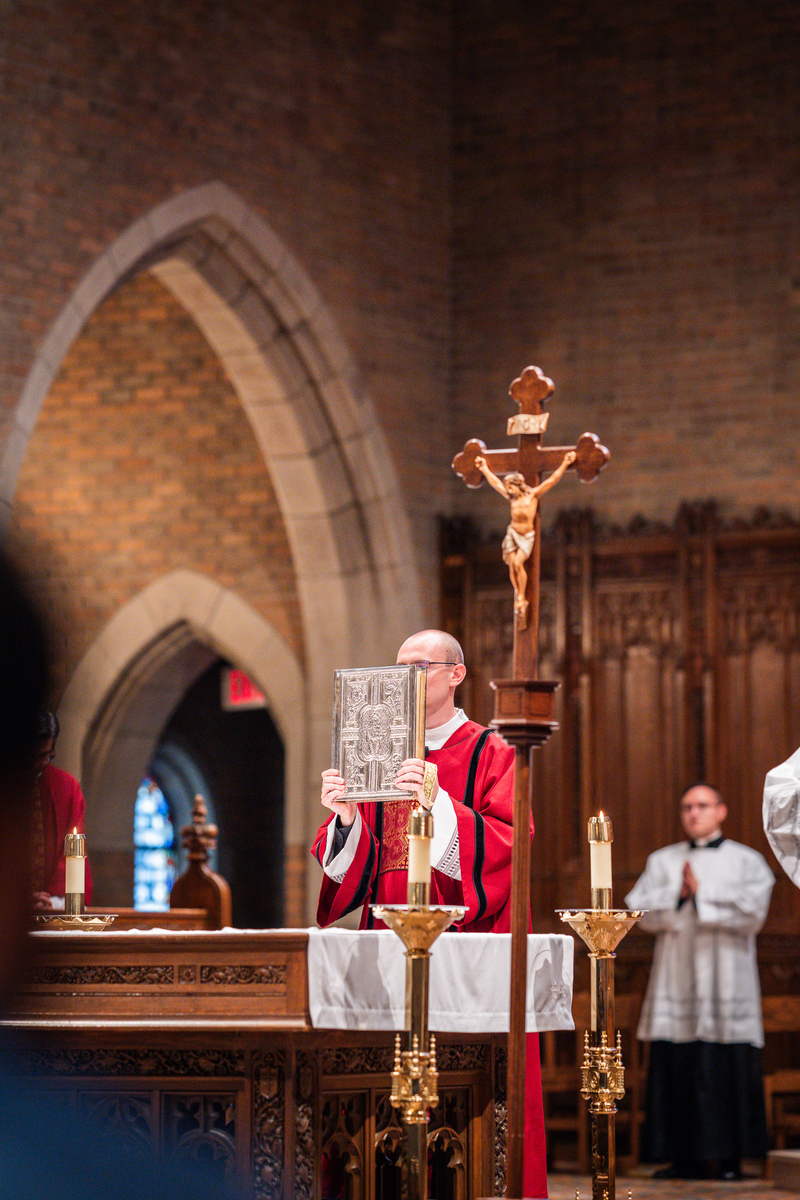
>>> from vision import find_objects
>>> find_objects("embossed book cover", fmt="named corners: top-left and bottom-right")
top-left (331, 664), bottom-right (426, 802)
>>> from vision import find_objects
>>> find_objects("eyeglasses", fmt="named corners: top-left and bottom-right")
top-left (36, 751), bottom-right (54, 765)
top-left (408, 660), bottom-right (458, 670)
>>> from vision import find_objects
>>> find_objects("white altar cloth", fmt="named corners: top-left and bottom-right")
top-left (307, 929), bottom-right (574, 1033)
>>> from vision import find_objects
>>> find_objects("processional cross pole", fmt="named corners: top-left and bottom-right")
top-left (452, 365), bottom-right (609, 1199)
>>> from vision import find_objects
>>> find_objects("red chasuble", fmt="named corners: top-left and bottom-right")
top-left (312, 721), bottom-right (548, 1197)
top-left (35, 764), bottom-right (94, 902)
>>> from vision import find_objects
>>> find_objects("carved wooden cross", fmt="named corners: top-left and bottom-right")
top-left (452, 366), bottom-right (609, 1198)
top-left (452, 365), bottom-right (609, 679)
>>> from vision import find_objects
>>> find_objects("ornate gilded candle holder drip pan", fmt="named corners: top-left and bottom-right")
top-left (558, 909), bottom-right (643, 956)
top-left (35, 913), bottom-right (116, 931)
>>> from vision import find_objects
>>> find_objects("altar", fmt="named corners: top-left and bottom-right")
top-left (1, 928), bottom-right (574, 1199)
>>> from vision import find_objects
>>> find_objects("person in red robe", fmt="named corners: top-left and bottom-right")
top-left (312, 629), bottom-right (548, 1198)
top-left (32, 711), bottom-right (93, 910)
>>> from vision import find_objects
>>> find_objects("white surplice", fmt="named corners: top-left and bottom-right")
top-left (625, 839), bottom-right (774, 1048)
top-left (763, 745), bottom-right (800, 887)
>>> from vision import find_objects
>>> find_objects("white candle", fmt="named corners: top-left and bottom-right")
top-left (407, 806), bottom-right (433, 888)
top-left (408, 833), bottom-right (431, 885)
top-left (65, 854), bottom-right (85, 895)
top-left (589, 812), bottom-right (613, 890)
top-left (64, 829), bottom-right (86, 896)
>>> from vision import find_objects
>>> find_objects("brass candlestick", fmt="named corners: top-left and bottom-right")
top-left (373, 804), bottom-right (464, 1200)
top-left (35, 830), bottom-right (115, 930)
top-left (558, 814), bottom-right (643, 1200)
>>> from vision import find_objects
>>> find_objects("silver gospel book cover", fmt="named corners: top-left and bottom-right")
top-left (331, 663), bottom-right (426, 802)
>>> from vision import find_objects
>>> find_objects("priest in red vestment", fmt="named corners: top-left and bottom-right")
top-left (312, 629), bottom-right (548, 1198)
top-left (32, 711), bottom-right (93, 910)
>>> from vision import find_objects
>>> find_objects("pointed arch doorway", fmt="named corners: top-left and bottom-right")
top-left (148, 658), bottom-right (285, 929)
top-left (59, 572), bottom-right (303, 925)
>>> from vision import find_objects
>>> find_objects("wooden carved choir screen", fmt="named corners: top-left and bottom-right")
top-left (441, 502), bottom-right (800, 935)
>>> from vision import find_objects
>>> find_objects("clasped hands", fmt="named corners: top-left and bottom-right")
top-left (680, 860), bottom-right (698, 900)
top-left (321, 758), bottom-right (439, 827)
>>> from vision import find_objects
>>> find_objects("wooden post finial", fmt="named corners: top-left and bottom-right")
top-left (170, 792), bottom-right (232, 928)
top-left (181, 793), bottom-right (219, 862)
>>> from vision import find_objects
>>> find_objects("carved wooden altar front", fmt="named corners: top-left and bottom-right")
top-left (1, 931), bottom-right (507, 1200)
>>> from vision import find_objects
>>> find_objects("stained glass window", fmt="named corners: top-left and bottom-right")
top-left (133, 777), bottom-right (175, 910)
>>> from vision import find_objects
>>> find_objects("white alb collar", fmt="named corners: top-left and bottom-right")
top-left (693, 832), bottom-right (722, 847)
top-left (425, 708), bottom-right (468, 752)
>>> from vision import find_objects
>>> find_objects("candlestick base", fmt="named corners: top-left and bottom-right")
top-left (34, 913), bottom-right (116, 931)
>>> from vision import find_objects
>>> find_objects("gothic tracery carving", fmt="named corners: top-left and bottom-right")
top-left (4, 1047), bottom-right (243, 1077)
top-left (253, 1051), bottom-right (285, 1200)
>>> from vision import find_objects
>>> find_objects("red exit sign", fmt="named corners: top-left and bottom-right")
top-left (221, 667), bottom-right (266, 711)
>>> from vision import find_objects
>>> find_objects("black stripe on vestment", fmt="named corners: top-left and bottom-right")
top-left (463, 729), bottom-right (491, 923)
top-left (365, 803), bottom-right (384, 929)
top-left (341, 828), bottom-right (375, 920)
top-left (463, 729), bottom-right (491, 809)
top-left (472, 810), bottom-right (488, 922)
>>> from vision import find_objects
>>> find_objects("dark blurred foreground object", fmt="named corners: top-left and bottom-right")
top-left (0, 551), bottom-right (50, 1005)
top-left (0, 551), bottom-right (237, 1198)
top-left (0, 1074), bottom-right (237, 1200)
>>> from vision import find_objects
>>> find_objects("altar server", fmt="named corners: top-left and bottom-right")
top-left (312, 628), bottom-right (547, 1197)
top-left (626, 784), bottom-right (774, 1180)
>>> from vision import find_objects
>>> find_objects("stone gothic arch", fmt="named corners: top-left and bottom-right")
top-left (1, 182), bottom-right (423, 922)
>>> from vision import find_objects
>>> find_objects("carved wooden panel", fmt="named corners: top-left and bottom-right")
top-left (10, 1070), bottom-right (246, 1192)
top-left (254, 1049), bottom-right (285, 1199)
top-left (442, 504), bottom-right (800, 933)
top-left (294, 1051), bottom-right (316, 1200)
top-left (320, 1042), bottom-right (495, 1200)
top-left (11, 929), bottom-right (309, 1025)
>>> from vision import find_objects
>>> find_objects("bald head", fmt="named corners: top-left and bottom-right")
top-left (396, 629), bottom-right (464, 665)
top-left (395, 629), bottom-right (466, 728)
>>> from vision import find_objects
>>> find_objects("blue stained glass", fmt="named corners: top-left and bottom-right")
top-left (133, 778), bottom-right (175, 911)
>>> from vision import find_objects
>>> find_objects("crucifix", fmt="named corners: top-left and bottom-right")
top-left (452, 364), bottom-right (609, 1200)
top-left (453, 364), bottom-right (609, 676)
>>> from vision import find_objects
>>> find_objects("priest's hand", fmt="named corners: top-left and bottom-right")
top-left (321, 768), bottom-right (357, 826)
top-left (32, 891), bottom-right (53, 912)
top-left (394, 758), bottom-right (439, 809)
top-left (681, 860), bottom-right (698, 900)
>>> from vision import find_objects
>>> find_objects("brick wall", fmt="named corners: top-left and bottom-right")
top-left (4, 1), bottom-right (797, 616)
top-left (452, 0), bottom-right (800, 535)
top-left (7, 271), bottom-right (302, 694)
top-left (0, 0), bottom-right (454, 599)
